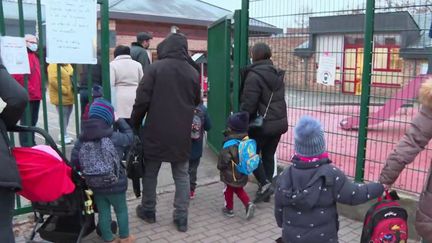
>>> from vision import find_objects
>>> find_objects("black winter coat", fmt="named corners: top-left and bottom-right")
top-left (71, 118), bottom-right (133, 194)
top-left (274, 157), bottom-right (384, 243)
top-left (131, 34), bottom-right (200, 163)
top-left (0, 64), bottom-right (29, 190)
top-left (217, 132), bottom-right (249, 188)
top-left (131, 42), bottom-right (151, 73)
top-left (240, 60), bottom-right (288, 137)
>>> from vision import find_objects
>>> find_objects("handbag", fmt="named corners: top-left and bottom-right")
top-left (249, 92), bottom-right (274, 129)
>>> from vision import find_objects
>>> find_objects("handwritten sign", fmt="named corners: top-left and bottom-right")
top-left (46, 0), bottom-right (97, 64)
top-left (0, 36), bottom-right (30, 74)
top-left (317, 53), bottom-right (336, 86)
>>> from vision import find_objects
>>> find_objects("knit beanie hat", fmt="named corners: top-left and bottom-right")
top-left (89, 98), bottom-right (115, 126)
top-left (294, 116), bottom-right (326, 157)
top-left (227, 112), bottom-right (249, 133)
top-left (92, 85), bottom-right (103, 98)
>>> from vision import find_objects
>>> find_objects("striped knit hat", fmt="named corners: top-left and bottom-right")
top-left (294, 116), bottom-right (326, 157)
top-left (89, 98), bottom-right (115, 126)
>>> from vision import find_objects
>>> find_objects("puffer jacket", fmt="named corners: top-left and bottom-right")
top-left (47, 64), bottom-right (74, 106)
top-left (240, 59), bottom-right (288, 137)
top-left (379, 86), bottom-right (432, 241)
top-left (0, 64), bottom-right (28, 190)
top-left (217, 132), bottom-right (249, 188)
top-left (71, 118), bottom-right (133, 194)
top-left (275, 157), bottom-right (384, 243)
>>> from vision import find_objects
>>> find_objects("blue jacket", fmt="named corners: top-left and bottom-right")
top-left (71, 118), bottom-right (133, 194)
top-left (190, 104), bottom-right (211, 160)
top-left (275, 157), bottom-right (384, 243)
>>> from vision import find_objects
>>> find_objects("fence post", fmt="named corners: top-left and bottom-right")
top-left (0, 1), bottom-right (4, 35)
top-left (100, 0), bottom-right (111, 102)
top-left (18, 0), bottom-right (32, 146)
top-left (233, 10), bottom-right (241, 112)
top-left (37, 0), bottom-right (49, 133)
top-left (57, 65), bottom-right (66, 154)
top-left (355, 0), bottom-right (375, 182)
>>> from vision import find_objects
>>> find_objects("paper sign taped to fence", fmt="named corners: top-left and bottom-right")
top-left (317, 54), bottom-right (336, 86)
top-left (0, 36), bottom-right (30, 74)
top-left (46, 0), bottom-right (97, 64)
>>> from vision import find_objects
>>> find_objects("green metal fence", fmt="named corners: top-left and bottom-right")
top-left (236, 0), bottom-right (432, 194)
top-left (0, 0), bottom-right (111, 215)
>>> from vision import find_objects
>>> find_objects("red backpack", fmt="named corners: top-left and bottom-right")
top-left (361, 190), bottom-right (408, 243)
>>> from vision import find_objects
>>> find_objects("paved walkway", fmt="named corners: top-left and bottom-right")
top-left (16, 180), bottom-right (364, 243)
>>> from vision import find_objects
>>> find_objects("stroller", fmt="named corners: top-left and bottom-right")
top-left (10, 126), bottom-right (96, 243)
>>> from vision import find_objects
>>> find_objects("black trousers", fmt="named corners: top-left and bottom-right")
top-left (0, 188), bottom-right (15, 243)
top-left (19, 100), bottom-right (40, 147)
top-left (252, 134), bottom-right (282, 186)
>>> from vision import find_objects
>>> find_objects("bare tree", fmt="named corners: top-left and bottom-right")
top-left (294, 5), bottom-right (313, 29)
top-left (377, 0), bottom-right (432, 13)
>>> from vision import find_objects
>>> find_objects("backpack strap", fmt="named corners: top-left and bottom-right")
top-left (223, 139), bottom-right (240, 149)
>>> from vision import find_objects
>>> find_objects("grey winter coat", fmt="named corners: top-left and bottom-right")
top-left (275, 157), bottom-right (384, 243)
top-left (0, 64), bottom-right (28, 190)
top-left (71, 118), bottom-right (133, 194)
top-left (131, 42), bottom-right (151, 72)
top-left (131, 33), bottom-right (200, 163)
top-left (379, 105), bottom-right (432, 241)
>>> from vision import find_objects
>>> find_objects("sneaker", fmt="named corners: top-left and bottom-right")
top-left (245, 202), bottom-right (256, 220)
top-left (136, 205), bottom-right (156, 224)
top-left (222, 207), bottom-right (235, 218)
top-left (173, 218), bottom-right (188, 232)
top-left (190, 190), bottom-right (195, 199)
top-left (64, 135), bottom-right (74, 145)
top-left (254, 182), bottom-right (274, 203)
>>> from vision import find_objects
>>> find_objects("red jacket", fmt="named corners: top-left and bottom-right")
top-left (12, 52), bottom-right (42, 101)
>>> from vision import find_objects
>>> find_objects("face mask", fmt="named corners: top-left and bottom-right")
top-left (28, 43), bottom-right (38, 52)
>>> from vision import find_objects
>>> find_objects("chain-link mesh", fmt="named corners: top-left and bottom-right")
top-left (249, 0), bottom-right (432, 194)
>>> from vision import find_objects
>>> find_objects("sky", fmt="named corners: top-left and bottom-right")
top-left (201, 0), bottom-right (242, 11)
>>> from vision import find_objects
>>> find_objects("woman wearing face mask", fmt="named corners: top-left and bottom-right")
top-left (11, 34), bottom-right (42, 147)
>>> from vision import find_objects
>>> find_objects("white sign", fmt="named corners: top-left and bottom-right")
top-left (46, 0), bottom-right (97, 64)
top-left (420, 63), bottom-right (429, 75)
top-left (0, 36), bottom-right (30, 74)
top-left (317, 54), bottom-right (337, 86)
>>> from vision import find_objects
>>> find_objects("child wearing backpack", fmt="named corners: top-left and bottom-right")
top-left (217, 111), bottom-right (256, 220)
top-left (189, 102), bottom-right (212, 199)
top-left (71, 99), bottom-right (135, 243)
top-left (274, 116), bottom-right (384, 243)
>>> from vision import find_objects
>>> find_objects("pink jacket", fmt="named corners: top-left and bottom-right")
top-left (12, 52), bottom-right (42, 101)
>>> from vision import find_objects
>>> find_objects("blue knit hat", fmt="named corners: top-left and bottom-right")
top-left (228, 112), bottom-right (249, 133)
top-left (294, 116), bottom-right (326, 157)
top-left (89, 98), bottom-right (115, 126)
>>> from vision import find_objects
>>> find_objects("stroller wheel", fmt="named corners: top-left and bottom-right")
top-left (96, 220), bottom-right (118, 236)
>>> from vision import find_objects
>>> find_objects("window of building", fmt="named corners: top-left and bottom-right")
top-left (373, 46), bottom-right (403, 72)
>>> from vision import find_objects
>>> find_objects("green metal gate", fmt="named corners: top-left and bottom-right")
top-left (0, 0), bottom-right (111, 216)
top-left (207, 17), bottom-right (232, 152)
top-left (238, 0), bottom-right (432, 195)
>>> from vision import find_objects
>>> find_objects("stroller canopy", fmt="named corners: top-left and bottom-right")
top-left (13, 145), bottom-right (75, 202)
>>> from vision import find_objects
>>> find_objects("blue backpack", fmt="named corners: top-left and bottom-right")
top-left (223, 137), bottom-right (260, 175)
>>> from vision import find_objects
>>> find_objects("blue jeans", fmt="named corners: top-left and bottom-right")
top-left (0, 188), bottom-right (15, 243)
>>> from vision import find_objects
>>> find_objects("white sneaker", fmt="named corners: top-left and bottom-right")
top-left (64, 135), bottom-right (74, 145)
